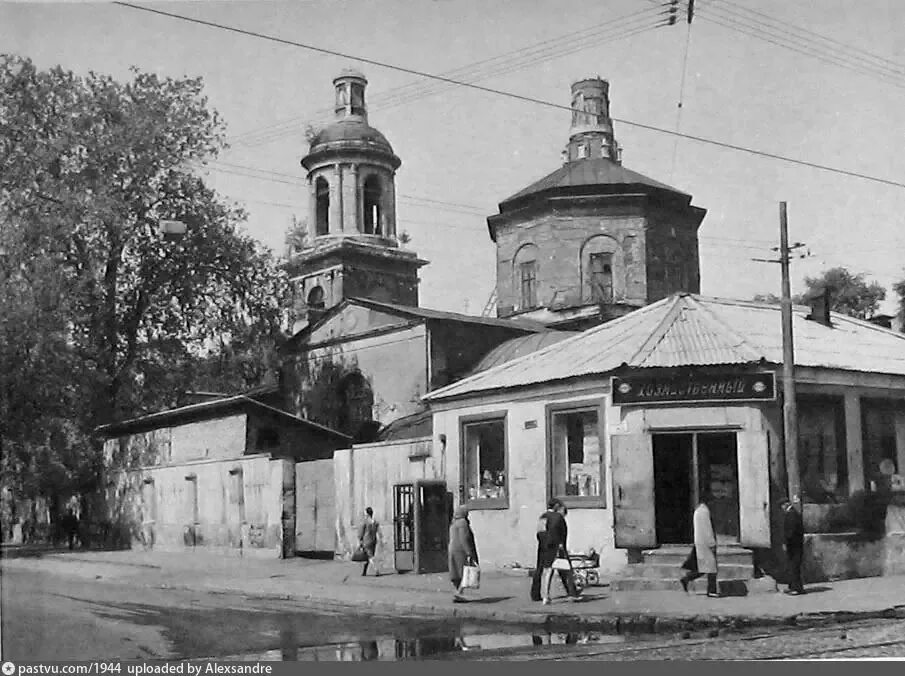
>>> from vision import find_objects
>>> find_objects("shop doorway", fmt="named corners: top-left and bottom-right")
top-left (652, 432), bottom-right (740, 545)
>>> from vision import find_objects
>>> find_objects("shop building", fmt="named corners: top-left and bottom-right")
top-left (424, 293), bottom-right (905, 585)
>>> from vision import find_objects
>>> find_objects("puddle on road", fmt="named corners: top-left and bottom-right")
top-left (216, 630), bottom-right (628, 661)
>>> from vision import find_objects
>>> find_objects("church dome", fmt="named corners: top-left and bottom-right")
top-left (308, 119), bottom-right (394, 154)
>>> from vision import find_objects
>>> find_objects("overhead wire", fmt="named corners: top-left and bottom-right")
top-left (697, 2), bottom-right (905, 90)
top-left (228, 5), bottom-right (664, 147)
top-left (113, 2), bottom-right (905, 191)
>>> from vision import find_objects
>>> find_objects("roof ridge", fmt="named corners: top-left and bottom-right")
top-left (628, 295), bottom-right (685, 364)
top-left (687, 296), bottom-right (764, 363)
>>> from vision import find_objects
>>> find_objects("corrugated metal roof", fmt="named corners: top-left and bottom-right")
top-left (425, 294), bottom-right (905, 401)
top-left (500, 158), bottom-right (689, 207)
top-left (467, 331), bottom-right (580, 375)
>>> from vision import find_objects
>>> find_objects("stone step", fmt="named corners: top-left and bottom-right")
top-left (611, 575), bottom-right (778, 596)
top-left (624, 562), bottom-right (755, 580)
top-left (642, 549), bottom-right (752, 566)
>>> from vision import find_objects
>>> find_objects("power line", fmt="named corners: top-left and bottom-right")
top-left (113, 2), bottom-right (905, 191)
top-left (227, 5), bottom-right (663, 146)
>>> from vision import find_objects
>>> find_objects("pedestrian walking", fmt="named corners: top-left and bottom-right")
top-left (531, 500), bottom-right (578, 602)
top-left (448, 505), bottom-right (478, 603)
top-left (538, 499), bottom-right (578, 605)
top-left (680, 493), bottom-right (720, 597)
top-left (357, 507), bottom-right (382, 576)
top-left (61, 508), bottom-right (79, 550)
top-left (781, 498), bottom-right (806, 595)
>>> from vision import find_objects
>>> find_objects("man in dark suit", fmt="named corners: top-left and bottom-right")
top-left (781, 498), bottom-right (805, 595)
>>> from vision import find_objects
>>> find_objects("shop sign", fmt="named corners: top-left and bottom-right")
top-left (612, 372), bottom-right (776, 405)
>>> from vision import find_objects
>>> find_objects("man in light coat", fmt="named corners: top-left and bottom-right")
top-left (680, 493), bottom-right (720, 597)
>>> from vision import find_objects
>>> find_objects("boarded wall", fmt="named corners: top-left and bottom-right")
top-left (296, 459), bottom-right (336, 552)
top-left (106, 455), bottom-right (292, 558)
top-left (334, 437), bottom-right (444, 572)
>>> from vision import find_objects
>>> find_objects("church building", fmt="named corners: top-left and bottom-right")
top-left (488, 77), bottom-right (707, 330)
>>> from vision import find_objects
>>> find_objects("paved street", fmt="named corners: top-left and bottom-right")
top-left (0, 566), bottom-right (522, 661)
top-left (443, 619), bottom-right (905, 661)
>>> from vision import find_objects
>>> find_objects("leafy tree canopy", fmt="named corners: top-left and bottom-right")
top-left (0, 55), bottom-right (289, 503)
top-left (801, 267), bottom-right (886, 320)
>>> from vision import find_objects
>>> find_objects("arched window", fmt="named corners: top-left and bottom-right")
top-left (363, 175), bottom-right (382, 235)
top-left (307, 286), bottom-right (325, 311)
top-left (581, 235), bottom-right (620, 304)
top-left (513, 243), bottom-right (539, 311)
top-left (337, 372), bottom-right (374, 438)
top-left (315, 177), bottom-right (330, 236)
top-left (307, 286), bottom-right (325, 323)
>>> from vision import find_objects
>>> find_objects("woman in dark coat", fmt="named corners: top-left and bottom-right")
top-left (448, 505), bottom-right (478, 602)
top-left (539, 499), bottom-right (569, 605)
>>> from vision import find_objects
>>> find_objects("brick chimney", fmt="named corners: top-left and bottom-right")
top-left (805, 288), bottom-right (832, 327)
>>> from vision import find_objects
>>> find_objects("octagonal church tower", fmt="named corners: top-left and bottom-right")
top-left (487, 77), bottom-right (707, 331)
top-left (287, 69), bottom-right (427, 327)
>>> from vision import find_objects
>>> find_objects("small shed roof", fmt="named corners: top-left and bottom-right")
top-left (95, 396), bottom-right (351, 441)
top-left (425, 293), bottom-right (905, 401)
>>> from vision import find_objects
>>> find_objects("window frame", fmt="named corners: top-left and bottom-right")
top-left (459, 411), bottom-right (509, 510)
top-left (546, 400), bottom-right (607, 509)
top-left (588, 251), bottom-right (614, 303)
top-left (519, 260), bottom-right (538, 310)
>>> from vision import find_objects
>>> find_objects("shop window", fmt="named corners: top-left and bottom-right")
top-left (862, 399), bottom-right (902, 491)
top-left (315, 177), bottom-right (330, 236)
top-left (461, 415), bottom-right (507, 507)
top-left (549, 406), bottom-right (603, 506)
top-left (798, 396), bottom-right (847, 504)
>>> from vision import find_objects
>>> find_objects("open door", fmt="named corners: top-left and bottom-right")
top-left (737, 430), bottom-right (771, 547)
top-left (611, 433), bottom-right (656, 548)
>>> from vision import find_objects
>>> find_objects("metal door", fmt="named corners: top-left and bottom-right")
top-left (414, 481), bottom-right (449, 573)
top-left (393, 483), bottom-right (415, 572)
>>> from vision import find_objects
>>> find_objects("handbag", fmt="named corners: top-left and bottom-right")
top-left (551, 544), bottom-right (573, 571)
top-left (462, 557), bottom-right (481, 589)
top-left (681, 546), bottom-right (698, 572)
top-left (351, 545), bottom-right (369, 562)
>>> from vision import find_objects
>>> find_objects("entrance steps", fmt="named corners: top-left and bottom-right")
top-left (610, 545), bottom-right (778, 596)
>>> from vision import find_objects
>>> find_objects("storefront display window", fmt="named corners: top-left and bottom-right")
top-left (798, 396), bottom-right (848, 504)
top-left (862, 399), bottom-right (903, 491)
top-left (461, 415), bottom-right (507, 507)
top-left (549, 406), bottom-right (603, 506)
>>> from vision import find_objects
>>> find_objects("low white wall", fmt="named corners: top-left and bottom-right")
top-left (334, 437), bottom-right (444, 572)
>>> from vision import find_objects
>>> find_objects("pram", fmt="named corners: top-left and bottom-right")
top-left (566, 550), bottom-right (600, 592)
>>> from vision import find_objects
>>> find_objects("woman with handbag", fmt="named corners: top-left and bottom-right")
top-left (357, 507), bottom-right (382, 576)
top-left (448, 505), bottom-right (479, 603)
top-left (539, 499), bottom-right (576, 605)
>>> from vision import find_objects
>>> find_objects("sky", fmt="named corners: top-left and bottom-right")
top-left (3, 0), bottom-right (904, 315)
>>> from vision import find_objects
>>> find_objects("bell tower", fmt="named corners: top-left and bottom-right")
top-left (287, 69), bottom-right (427, 329)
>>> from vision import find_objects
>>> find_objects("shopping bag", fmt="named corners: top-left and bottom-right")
top-left (551, 557), bottom-right (572, 571)
top-left (351, 546), bottom-right (369, 562)
top-left (681, 546), bottom-right (698, 572)
top-left (462, 561), bottom-right (481, 589)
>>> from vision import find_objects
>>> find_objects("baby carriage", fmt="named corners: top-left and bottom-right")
top-left (567, 549), bottom-right (600, 592)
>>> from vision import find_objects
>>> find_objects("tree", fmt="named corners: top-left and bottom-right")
top-left (894, 272), bottom-right (905, 332)
top-left (0, 56), bottom-right (287, 507)
top-left (800, 267), bottom-right (886, 320)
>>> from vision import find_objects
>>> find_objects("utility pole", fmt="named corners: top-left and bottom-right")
top-left (751, 202), bottom-right (808, 503)
top-left (779, 202), bottom-right (801, 504)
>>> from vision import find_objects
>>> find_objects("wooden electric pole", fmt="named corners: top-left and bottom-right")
top-left (752, 202), bottom-right (807, 503)
top-left (779, 202), bottom-right (802, 503)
